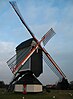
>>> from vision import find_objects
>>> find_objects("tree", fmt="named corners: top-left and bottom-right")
top-left (0, 81), bottom-right (5, 88)
top-left (69, 81), bottom-right (73, 89)
top-left (57, 78), bottom-right (69, 90)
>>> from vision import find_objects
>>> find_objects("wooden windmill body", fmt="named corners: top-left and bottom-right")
top-left (15, 38), bottom-right (43, 93)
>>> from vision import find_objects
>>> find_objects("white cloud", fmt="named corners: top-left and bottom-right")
top-left (0, 41), bottom-right (16, 84)
top-left (0, 41), bottom-right (16, 59)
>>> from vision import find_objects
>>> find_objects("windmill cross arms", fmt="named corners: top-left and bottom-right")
top-left (9, 1), bottom-right (66, 79)
top-left (11, 27), bottom-right (66, 79)
top-left (9, 1), bottom-right (56, 75)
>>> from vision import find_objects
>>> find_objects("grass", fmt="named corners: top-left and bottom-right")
top-left (0, 88), bottom-right (73, 99)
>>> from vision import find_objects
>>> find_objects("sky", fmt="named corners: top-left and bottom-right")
top-left (0, 0), bottom-right (73, 85)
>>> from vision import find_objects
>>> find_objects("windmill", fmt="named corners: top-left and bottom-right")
top-left (7, 1), bottom-right (66, 93)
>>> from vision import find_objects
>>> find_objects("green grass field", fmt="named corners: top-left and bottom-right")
top-left (0, 88), bottom-right (73, 99)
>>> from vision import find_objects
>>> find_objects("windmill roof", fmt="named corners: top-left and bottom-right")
top-left (16, 38), bottom-right (34, 51)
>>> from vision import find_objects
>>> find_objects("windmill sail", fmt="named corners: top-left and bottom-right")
top-left (42, 28), bottom-right (56, 46)
top-left (9, 1), bottom-right (35, 39)
top-left (43, 52), bottom-right (65, 80)
top-left (7, 46), bottom-right (31, 73)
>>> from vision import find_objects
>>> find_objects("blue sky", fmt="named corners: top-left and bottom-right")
top-left (0, 0), bottom-right (73, 85)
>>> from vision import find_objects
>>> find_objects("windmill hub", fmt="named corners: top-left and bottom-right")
top-left (31, 40), bottom-right (36, 47)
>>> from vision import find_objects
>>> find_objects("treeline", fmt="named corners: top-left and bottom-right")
top-left (0, 79), bottom-right (73, 90)
top-left (0, 81), bottom-right (8, 88)
top-left (45, 78), bottom-right (73, 90)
